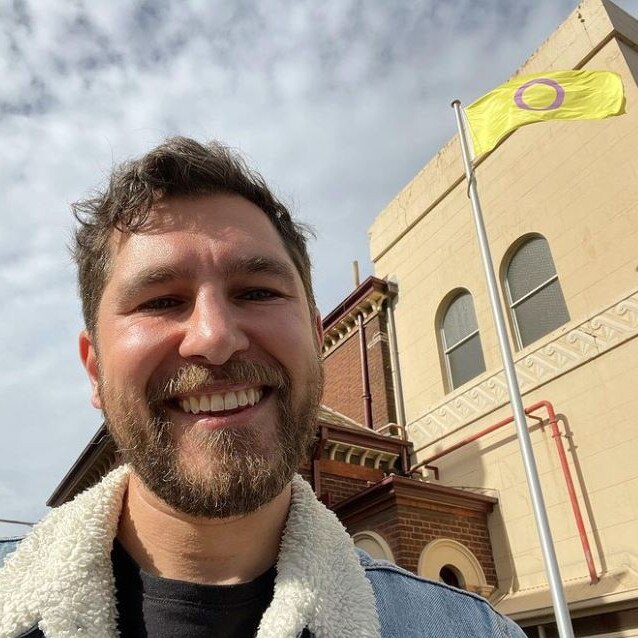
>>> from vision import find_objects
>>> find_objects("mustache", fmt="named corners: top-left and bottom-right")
top-left (149, 360), bottom-right (290, 404)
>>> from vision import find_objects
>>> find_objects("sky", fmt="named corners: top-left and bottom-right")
top-left (1, 0), bottom-right (637, 535)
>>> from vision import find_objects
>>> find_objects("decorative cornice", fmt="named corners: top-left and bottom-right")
top-left (322, 277), bottom-right (395, 356)
top-left (326, 442), bottom-right (399, 472)
top-left (333, 475), bottom-right (497, 525)
top-left (408, 289), bottom-right (638, 449)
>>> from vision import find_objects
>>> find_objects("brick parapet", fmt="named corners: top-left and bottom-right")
top-left (322, 312), bottom-right (397, 430)
top-left (321, 472), bottom-right (373, 504)
top-left (334, 476), bottom-right (498, 587)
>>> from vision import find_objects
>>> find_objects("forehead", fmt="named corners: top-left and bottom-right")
top-left (108, 194), bottom-right (293, 272)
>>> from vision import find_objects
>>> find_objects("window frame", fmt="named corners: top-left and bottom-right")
top-left (503, 234), bottom-right (569, 350)
top-left (438, 290), bottom-right (486, 392)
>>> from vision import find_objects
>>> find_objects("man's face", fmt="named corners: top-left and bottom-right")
top-left (80, 194), bottom-right (323, 517)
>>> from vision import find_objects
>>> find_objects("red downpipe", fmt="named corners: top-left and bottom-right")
top-left (541, 401), bottom-right (599, 585)
top-left (357, 313), bottom-right (373, 429)
top-left (411, 400), bottom-right (599, 584)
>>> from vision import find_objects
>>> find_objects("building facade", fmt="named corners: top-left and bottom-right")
top-left (23, 2), bottom-right (638, 635)
top-left (368, 0), bottom-right (638, 635)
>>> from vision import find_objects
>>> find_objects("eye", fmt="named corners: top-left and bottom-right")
top-left (240, 288), bottom-right (281, 301)
top-left (137, 297), bottom-right (183, 311)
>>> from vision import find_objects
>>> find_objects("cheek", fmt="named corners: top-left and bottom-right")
top-left (260, 314), bottom-right (315, 359)
top-left (99, 322), bottom-right (175, 391)
top-left (259, 316), bottom-right (320, 392)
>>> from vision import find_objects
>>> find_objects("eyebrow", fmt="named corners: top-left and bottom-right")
top-left (116, 265), bottom-right (189, 305)
top-left (116, 256), bottom-right (298, 303)
top-left (223, 256), bottom-right (297, 285)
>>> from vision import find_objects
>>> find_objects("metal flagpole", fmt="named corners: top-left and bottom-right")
top-left (451, 99), bottom-right (575, 638)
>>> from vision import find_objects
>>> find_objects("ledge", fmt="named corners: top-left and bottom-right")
top-left (333, 474), bottom-right (497, 525)
top-left (322, 276), bottom-right (395, 355)
top-left (409, 288), bottom-right (638, 450)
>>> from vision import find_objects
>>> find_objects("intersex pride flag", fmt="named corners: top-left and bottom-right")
top-left (464, 70), bottom-right (625, 156)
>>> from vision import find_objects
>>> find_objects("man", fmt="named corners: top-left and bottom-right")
top-left (0, 138), bottom-right (526, 637)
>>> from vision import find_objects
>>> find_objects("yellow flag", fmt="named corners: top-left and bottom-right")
top-left (464, 70), bottom-right (625, 156)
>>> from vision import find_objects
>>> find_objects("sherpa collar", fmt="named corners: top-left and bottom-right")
top-left (0, 466), bottom-right (380, 638)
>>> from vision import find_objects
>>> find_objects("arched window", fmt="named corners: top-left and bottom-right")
top-left (504, 235), bottom-right (569, 348)
top-left (439, 565), bottom-right (465, 589)
top-left (352, 531), bottom-right (395, 562)
top-left (440, 291), bottom-right (486, 390)
top-left (418, 539), bottom-right (493, 597)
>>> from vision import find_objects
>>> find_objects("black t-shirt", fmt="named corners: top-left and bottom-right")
top-left (111, 538), bottom-right (276, 638)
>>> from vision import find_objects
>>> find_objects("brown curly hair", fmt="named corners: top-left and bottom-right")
top-left (71, 137), bottom-right (315, 333)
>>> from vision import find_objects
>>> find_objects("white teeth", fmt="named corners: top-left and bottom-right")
top-left (224, 392), bottom-right (238, 410)
top-left (237, 390), bottom-right (248, 407)
top-left (210, 394), bottom-right (224, 411)
top-left (179, 388), bottom-right (264, 414)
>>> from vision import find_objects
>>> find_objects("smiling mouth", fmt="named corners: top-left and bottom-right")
top-left (170, 386), bottom-right (267, 416)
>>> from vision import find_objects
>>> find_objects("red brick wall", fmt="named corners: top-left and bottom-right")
top-left (366, 313), bottom-right (396, 430)
top-left (320, 472), bottom-right (371, 504)
top-left (322, 329), bottom-right (361, 422)
top-left (345, 503), bottom-right (497, 587)
top-left (322, 313), bottom-right (396, 430)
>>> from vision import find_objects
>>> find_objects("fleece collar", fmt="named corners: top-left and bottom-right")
top-left (0, 466), bottom-right (379, 638)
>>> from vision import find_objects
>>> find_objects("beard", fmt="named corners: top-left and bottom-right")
top-left (98, 357), bottom-right (323, 518)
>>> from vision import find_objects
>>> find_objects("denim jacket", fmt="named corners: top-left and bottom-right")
top-left (358, 551), bottom-right (525, 637)
top-left (0, 467), bottom-right (524, 638)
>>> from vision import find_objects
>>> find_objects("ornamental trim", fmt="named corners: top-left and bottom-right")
top-left (408, 289), bottom-right (638, 447)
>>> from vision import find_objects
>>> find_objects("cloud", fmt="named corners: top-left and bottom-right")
top-left (0, 0), bottom-right (636, 533)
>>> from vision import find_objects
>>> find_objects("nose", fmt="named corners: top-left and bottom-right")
top-left (178, 292), bottom-right (250, 365)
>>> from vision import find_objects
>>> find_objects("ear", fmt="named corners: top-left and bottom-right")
top-left (79, 330), bottom-right (102, 410)
top-left (313, 309), bottom-right (324, 353)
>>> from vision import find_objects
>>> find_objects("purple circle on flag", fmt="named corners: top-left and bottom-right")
top-left (514, 78), bottom-right (565, 111)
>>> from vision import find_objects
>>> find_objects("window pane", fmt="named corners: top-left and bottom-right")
top-left (442, 293), bottom-right (478, 348)
top-left (514, 279), bottom-right (570, 347)
top-left (507, 236), bottom-right (558, 303)
top-left (439, 565), bottom-right (464, 589)
top-left (448, 333), bottom-right (486, 389)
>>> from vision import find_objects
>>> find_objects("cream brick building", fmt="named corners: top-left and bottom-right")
top-left (369, 0), bottom-right (638, 635)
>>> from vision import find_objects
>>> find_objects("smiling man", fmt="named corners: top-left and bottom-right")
top-left (0, 138), bottom-right (526, 638)
top-left (82, 193), bottom-right (323, 525)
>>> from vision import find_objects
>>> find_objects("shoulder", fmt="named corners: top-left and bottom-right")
top-left (0, 537), bottom-right (23, 569)
top-left (0, 538), bottom-right (42, 636)
top-left (356, 550), bottom-right (526, 638)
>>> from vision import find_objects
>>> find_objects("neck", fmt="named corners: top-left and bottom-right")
top-left (117, 473), bottom-right (291, 585)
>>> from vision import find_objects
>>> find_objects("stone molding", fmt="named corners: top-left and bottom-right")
top-left (366, 330), bottom-right (389, 349)
top-left (321, 276), bottom-right (395, 357)
top-left (322, 293), bottom-right (387, 356)
top-left (418, 538), bottom-right (492, 596)
top-left (352, 530), bottom-right (396, 563)
top-left (408, 289), bottom-right (638, 448)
